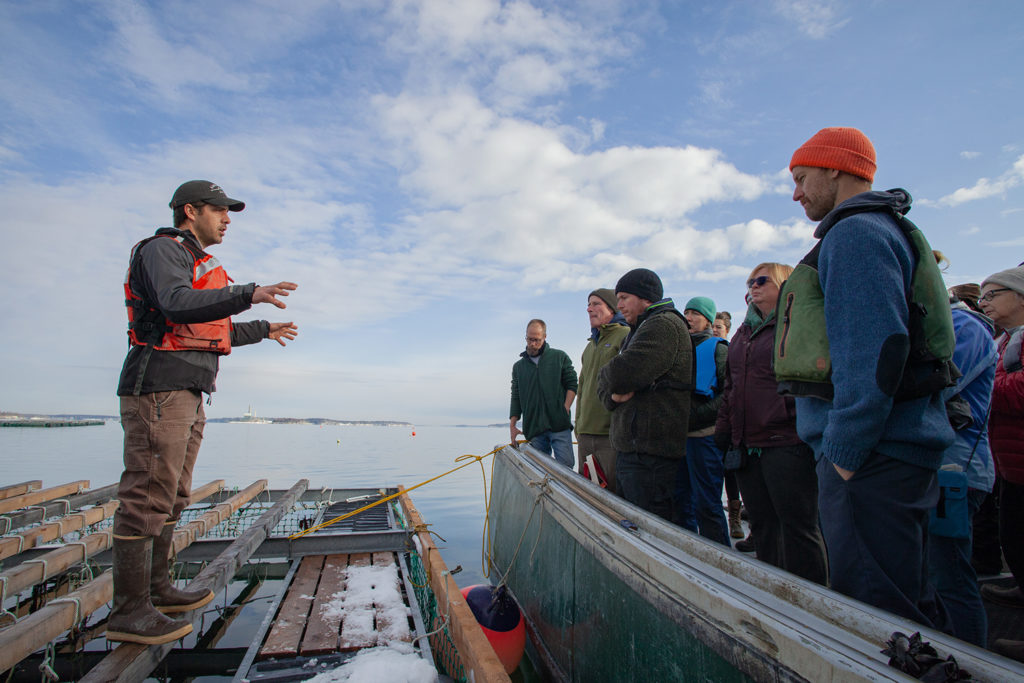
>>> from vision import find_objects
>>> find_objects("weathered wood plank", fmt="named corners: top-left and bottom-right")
top-left (300, 554), bottom-right (348, 655)
top-left (0, 500), bottom-right (119, 562)
top-left (78, 478), bottom-right (298, 683)
top-left (372, 551), bottom-right (412, 644)
top-left (0, 481), bottom-right (269, 676)
top-left (0, 483), bottom-right (118, 534)
top-left (260, 555), bottom-right (324, 659)
top-left (0, 480), bottom-right (42, 500)
top-left (397, 487), bottom-right (510, 683)
top-left (338, 553), bottom-right (375, 651)
top-left (0, 480), bottom-right (90, 515)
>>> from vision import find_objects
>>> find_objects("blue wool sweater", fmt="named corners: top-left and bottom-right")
top-left (793, 190), bottom-right (955, 472)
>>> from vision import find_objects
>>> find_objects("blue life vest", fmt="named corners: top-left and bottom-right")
top-left (694, 337), bottom-right (726, 397)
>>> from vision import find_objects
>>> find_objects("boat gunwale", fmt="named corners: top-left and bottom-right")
top-left (492, 443), bottom-right (1024, 682)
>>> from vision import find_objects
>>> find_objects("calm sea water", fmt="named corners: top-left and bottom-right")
top-left (1, 421), bottom-right (510, 587)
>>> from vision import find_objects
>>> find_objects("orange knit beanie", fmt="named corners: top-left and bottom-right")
top-left (789, 127), bottom-right (876, 183)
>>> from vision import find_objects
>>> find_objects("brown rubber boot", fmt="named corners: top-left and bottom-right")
top-left (728, 500), bottom-right (744, 539)
top-left (107, 535), bottom-right (193, 645)
top-left (151, 522), bottom-right (214, 614)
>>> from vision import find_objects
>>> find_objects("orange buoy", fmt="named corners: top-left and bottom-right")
top-left (412, 430), bottom-right (416, 436)
top-left (460, 584), bottom-right (525, 673)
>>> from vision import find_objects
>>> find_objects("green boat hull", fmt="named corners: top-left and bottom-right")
top-left (489, 444), bottom-right (1024, 682)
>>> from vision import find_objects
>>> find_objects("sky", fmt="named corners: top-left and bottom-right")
top-left (1, 0), bottom-right (1022, 424)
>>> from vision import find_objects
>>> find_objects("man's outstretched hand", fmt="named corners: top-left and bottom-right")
top-left (253, 282), bottom-right (298, 309)
top-left (268, 322), bottom-right (298, 346)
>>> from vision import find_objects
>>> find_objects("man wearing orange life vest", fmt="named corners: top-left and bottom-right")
top-left (111, 180), bottom-right (298, 645)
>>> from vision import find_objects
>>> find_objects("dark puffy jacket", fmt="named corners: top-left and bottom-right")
top-left (598, 300), bottom-right (692, 459)
top-left (990, 334), bottom-right (1024, 484)
top-left (716, 305), bottom-right (802, 449)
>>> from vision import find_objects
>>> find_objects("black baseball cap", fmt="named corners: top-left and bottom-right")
top-left (169, 180), bottom-right (245, 211)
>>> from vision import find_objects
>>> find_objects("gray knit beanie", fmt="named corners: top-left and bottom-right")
top-left (982, 266), bottom-right (1024, 297)
top-left (588, 288), bottom-right (618, 314)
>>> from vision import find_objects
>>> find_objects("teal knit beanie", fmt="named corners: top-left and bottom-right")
top-left (684, 296), bottom-right (716, 325)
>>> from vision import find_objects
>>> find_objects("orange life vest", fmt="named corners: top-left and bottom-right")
top-left (125, 232), bottom-right (233, 355)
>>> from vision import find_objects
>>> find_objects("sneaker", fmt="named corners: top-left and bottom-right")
top-left (981, 583), bottom-right (1024, 609)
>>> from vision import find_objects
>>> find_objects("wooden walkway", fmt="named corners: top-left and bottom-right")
top-left (259, 551), bottom-right (413, 660)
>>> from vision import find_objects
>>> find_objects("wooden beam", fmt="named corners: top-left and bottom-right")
top-left (79, 479), bottom-right (307, 683)
top-left (0, 481), bottom-right (90, 515)
top-left (0, 480), bottom-right (225, 597)
top-left (0, 480), bottom-right (268, 675)
top-left (397, 487), bottom-right (510, 683)
top-left (0, 484), bottom-right (118, 535)
top-left (0, 501), bottom-right (119, 562)
top-left (0, 480), bottom-right (42, 501)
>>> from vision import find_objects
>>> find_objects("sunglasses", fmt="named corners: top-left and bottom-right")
top-left (746, 275), bottom-right (772, 289)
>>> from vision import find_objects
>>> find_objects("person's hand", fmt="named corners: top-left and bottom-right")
top-left (611, 391), bottom-right (634, 403)
top-left (833, 463), bottom-right (855, 481)
top-left (510, 424), bottom-right (523, 446)
top-left (268, 322), bottom-right (298, 346)
top-left (253, 282), bottom-right (298, 309)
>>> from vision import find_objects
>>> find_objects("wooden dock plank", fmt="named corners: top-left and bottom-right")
top-left (0, 480), bottom-right (90, 514)
top-left (338, 553), bottom-right (375, 651)
top-left (300, 554), bottom-right (349, 655)
top-left (260, 555), bottom-right (324, 659)
top-left (0, 480), bottom-right (42, 500)
top-left (372, 551), bottom-right (412, 644)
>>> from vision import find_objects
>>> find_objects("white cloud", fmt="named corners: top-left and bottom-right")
top-left (773, 0), bottom-right (848, 40)
top-left (960, 151), bottom-right (980, 159)
top-left (935, 154), bottom-right (1024, 207)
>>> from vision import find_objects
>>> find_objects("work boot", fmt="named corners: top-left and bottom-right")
top-left (728, 500), bottom-right (744, 539)
top-left (734, 533), bottom-right (756, 553)
top-left (151, 522), bottom-right (214, 614)
top-left (980, 583), bottom-right (1024, 609)
top-left (992, 639), bottom-right (1024, 663)
top-left (107, 535), bottom-right (193, 645)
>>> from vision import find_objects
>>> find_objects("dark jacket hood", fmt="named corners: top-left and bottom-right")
top-left (815, 188), bottom-right (912, 239)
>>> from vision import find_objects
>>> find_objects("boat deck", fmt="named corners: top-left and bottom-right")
top-left (0, 478), bottom-right (509, 683)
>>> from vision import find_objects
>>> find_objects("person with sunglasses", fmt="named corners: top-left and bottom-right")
top-left (715, 263), bottom-right (827, 584)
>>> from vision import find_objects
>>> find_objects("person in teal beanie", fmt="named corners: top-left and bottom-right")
top-left (676, 296), bottom-right (730, 545)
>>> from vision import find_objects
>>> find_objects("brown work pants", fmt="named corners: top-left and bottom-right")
top-left (114, 390), bottom-right (204, 536)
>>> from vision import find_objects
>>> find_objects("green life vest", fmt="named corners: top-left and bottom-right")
top-left (773, 205), bottom-right (957, 401)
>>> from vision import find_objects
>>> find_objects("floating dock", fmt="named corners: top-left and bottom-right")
top-left (0, 477), bottom-right (509, 682)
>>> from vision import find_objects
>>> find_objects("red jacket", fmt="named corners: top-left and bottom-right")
top-left (715, 308), bottom-right (802, 449)
top-left (989, 335), bottom-right (1024, 484)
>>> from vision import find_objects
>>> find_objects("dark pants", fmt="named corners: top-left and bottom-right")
top-left (817, 451), bottom-right (949, 631)
top-left (999, 478), bottom-right (1024, 583)
top-left (675, 436), bottom-right (730, 546)
top-left (927, 488), bottom-right (987, 647)
top-left (617, 451), bottom-right (677, 523)
top-left (724, 470), bottom-right (740, 503)
top-left (736, 443), bottom-right (827, 584)
top-left (116, 390), bottom-right (205, 536)
top-left (971, 486), bottom-right (1002, 574)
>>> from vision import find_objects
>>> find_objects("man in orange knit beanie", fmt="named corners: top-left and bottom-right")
top-left (779, 127), bottom-right (955, 633)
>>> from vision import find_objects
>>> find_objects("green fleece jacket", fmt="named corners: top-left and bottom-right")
top-left (510, 343), bottom-right (578, 440)
top-left (575, 322), bottom-right (630, 435)
top-left (597, 299), bottom-right (693, 458)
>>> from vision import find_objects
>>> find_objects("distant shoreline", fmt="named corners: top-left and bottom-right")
top-left (0, 413), bottom-right (502, 429)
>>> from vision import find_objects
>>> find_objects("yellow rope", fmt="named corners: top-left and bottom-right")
top-left (288, 442), bottom-right (514, 540)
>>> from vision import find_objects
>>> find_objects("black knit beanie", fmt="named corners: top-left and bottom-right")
top-left (615, 268), bottom-right (663, 303)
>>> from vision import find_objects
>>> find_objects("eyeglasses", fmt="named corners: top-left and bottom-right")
top-left (526, 337), bottom-right (544, 343)
top-left (746, 275), bottom-right (771, 289)
top-left (979, 288), bottom-right (1012, 302)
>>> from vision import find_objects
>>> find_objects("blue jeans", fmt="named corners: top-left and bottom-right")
top-left (617, 451), bottom-right (676, 523)
top-left (531, 429), bottom-right (575, 468)
top-left (675, 436), bottom-right (730, 546)
top-left (817, 452), bottom-right (950, 632)
top-left (927, 488), bottom-right (987, 647)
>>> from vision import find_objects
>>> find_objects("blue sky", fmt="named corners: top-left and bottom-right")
top-left (2, 0), bottom-right (1022, 423)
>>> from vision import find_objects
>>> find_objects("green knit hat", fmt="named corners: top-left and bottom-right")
top-left (684, 296), bottom-right (716, 325)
